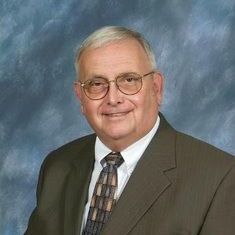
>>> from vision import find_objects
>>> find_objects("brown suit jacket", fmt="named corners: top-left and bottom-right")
top-left (25, 114), bottom-right (235, 235)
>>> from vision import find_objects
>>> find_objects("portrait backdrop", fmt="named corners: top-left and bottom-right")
top-left (0, 0), bottom-right (234, 234)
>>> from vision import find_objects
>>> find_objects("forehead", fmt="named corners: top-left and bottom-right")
top-left (78, 39), bottom-right (151, 78)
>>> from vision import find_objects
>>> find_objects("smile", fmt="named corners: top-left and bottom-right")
top-left (103, 111), bottom-right (130, 117)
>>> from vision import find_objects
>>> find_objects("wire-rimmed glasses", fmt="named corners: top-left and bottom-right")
top-left (75, 71), bottom-right (155, 100)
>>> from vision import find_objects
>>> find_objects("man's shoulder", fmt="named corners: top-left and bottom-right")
top-left (159, 113), bottom-right (234, 164)
top-left (175, 130), bottom-right (235, 173)
top-left (54, 133), bottom-right (96, 154)
top-left (42, 133), bottom-right (96, 168)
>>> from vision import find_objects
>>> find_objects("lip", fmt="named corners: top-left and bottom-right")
top-left (102, 111), bottom-right (130, 117)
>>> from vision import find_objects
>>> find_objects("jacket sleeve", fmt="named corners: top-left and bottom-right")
top-left (24, 154), bottom-right (49, 235)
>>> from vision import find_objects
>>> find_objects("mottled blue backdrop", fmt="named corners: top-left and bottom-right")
top-left (0, 0), bottom-right (234, 234)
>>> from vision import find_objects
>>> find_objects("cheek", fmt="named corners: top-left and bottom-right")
top-left (138, 89), bottom-right (158, 114)
top-left (82, 100), bottom-right (102, 119)
top-left (137, 86), bottom-right (156, 105)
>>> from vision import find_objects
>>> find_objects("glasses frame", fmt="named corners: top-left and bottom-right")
top-left (75, 71), bottom-right (155, 100)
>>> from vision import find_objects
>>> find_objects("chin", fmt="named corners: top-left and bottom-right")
top-left (104, 128), bottom-right (132, 141)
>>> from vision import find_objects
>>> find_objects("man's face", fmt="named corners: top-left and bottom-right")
top-left (75, 39), bottom-right (163, 151)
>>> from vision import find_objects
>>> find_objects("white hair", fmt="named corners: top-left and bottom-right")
top-left (75, 26), bottom-right (157, 75)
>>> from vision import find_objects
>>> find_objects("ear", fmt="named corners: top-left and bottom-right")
top-left (74, 81), bottom-right (82, 99)
top-left (74, 82), bottom-right (85, 114)
top-left (152, 71), bottom-right (164, 106)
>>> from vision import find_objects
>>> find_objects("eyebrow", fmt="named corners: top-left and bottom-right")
top-left (93, 75), bottom-right (107, 79)
top-left (86, 74), bottom-right (107, 80)
top-left (88, 71), bottom-right (140, 80)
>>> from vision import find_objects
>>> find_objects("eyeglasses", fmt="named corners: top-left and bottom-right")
top-left (76, 71), bottom-right (155, 100)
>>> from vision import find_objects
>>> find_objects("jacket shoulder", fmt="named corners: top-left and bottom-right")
top-left (175, 130), bottom-right (235, 173)
top-left (41, 133), bottom-right (96, 169)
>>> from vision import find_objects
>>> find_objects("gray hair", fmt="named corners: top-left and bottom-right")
top-left (75, 26), bottom-right (157, 75)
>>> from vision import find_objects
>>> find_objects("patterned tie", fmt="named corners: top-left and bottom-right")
top-left (83, 152), bottom-right (124, 235)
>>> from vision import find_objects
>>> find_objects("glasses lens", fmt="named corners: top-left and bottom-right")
top-left (83, 78), bottom-right (108, 99)
top-left (117, 73), bottom-right (142, 95)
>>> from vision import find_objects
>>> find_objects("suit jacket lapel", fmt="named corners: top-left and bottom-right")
top-left (63, 135), bottom-right (96, 235)
top-left (102, 115), bottom-right (176, 235)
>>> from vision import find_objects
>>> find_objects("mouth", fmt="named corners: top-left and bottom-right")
top-left (103, 111), bottom-right (130, 118)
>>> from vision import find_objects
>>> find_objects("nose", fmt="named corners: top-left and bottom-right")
top-left (106, 80), bottom-right (123, 106)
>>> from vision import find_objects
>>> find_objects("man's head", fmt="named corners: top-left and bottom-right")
top-left (74, 26), bottom-right (163, 151)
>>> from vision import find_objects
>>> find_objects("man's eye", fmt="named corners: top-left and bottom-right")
top-left (92, 82), bottom-right (102, 86)
top-left (89, 80), bottom-right (105, 87)
top-left (122, 76), bottom-right (139, 83)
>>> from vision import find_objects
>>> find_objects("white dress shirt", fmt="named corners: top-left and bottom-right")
top-left (81, 115), bottom-right (160, 232)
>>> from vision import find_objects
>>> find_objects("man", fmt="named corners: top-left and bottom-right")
top-left (25, 26), bottom-right (235, 235)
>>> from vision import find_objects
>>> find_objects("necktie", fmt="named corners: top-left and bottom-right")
top-left (83, 152), bottom-right (124, 235)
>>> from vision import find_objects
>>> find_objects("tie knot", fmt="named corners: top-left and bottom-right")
top-left (101, 152), bottom-right (124, 168)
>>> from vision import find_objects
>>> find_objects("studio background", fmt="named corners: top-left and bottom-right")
top-left (0, 0), bottom-right (234, 234)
